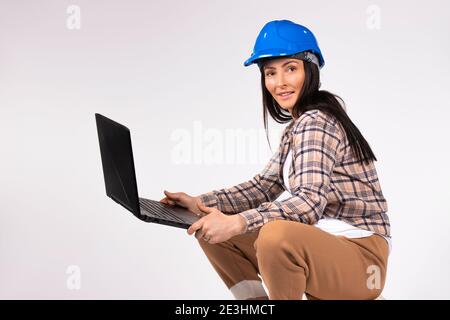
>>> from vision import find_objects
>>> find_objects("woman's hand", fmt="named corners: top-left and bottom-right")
top-left (187, 203), bottom-right (248, 244)
top-left (159, 190), bottom-right (203, 216)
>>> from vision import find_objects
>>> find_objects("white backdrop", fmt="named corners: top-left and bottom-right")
top-left (1, 0), bottom-right (449, 299)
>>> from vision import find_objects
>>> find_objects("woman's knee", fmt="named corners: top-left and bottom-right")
top-left (254, 220), bottom-right (293, 254)
top-left (254, 220), bottom-right (315, 258)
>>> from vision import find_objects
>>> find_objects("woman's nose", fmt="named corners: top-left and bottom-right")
top-left (274, 73), bottom-right (287, 86)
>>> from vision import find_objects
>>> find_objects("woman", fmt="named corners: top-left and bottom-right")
top-left (160, 20), bottom-right (391, 300)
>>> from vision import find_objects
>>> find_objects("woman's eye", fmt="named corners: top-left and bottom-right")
top-left (265, 66), bottom-right (296, 76)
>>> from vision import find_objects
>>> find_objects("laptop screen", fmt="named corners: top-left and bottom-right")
top-left (95, 113), bottom-right (140, 217)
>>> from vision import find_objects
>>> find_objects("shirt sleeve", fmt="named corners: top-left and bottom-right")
top-left (197, 129), bottom-right (289, 214)
top-left (238, 114), bottom-right (343, 232)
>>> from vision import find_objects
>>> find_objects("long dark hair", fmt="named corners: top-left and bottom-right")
top-left (259, 57), bottom-right (377, 165)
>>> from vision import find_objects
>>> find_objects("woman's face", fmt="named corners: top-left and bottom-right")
top-left (263, 58), bottom-right (305, 116)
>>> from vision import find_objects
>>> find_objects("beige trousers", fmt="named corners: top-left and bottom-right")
top-left (197, 220), bottom-right (389, 300)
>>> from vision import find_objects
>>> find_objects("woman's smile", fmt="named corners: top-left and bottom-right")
top-left (277, 91), bottom-right (295, 100)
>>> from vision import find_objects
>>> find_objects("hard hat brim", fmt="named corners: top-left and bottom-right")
top-left (243, 50), bottom-right (292, 67)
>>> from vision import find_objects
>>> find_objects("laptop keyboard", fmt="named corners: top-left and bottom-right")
top-left (139, 198), bottom-right (186, 223)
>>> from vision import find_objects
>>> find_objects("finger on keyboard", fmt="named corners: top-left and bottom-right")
top-left (160, 198), bottom-right (174, 205)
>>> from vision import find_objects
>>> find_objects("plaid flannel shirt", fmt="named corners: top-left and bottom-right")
top-left (199, 109), bottom-right (391, 238)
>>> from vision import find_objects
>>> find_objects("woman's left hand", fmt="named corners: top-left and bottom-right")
top-left (187, 204), bottom-right (248, 244)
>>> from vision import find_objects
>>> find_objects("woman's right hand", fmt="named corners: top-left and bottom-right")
top-left (159, 190), bottom-right (203, 216)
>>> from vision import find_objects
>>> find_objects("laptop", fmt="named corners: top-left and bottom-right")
top-left (95, 113), bottom-right (200, 229)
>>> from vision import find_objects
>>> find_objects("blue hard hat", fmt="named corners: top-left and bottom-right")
top-left (243, 20), bottom-right (325, 69)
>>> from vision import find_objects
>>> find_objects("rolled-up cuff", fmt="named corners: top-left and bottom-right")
top-left (229, 280), bottom-right (267, 300)
top-left (238, 209), bottom-right (261, 233)
top-left (198, 191), bottom-right (219, 209)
